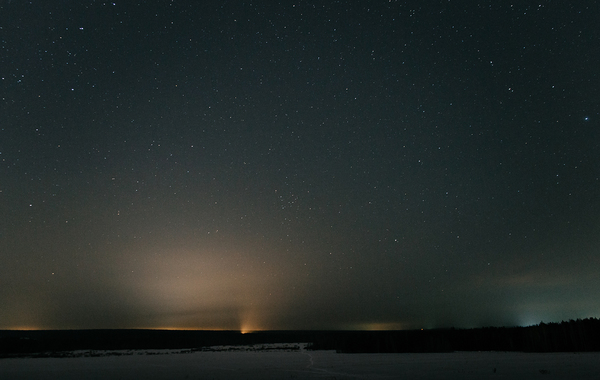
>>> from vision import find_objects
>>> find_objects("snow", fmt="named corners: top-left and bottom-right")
top-left (1, 347), bottom-right (599, 379)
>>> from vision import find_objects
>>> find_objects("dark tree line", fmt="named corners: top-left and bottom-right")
top-left (0, 330), bottom-right (313, 357)
top-left (308, 318), bottom-right (600, 353)
top-left (1, 318), bottom-right (599, 356)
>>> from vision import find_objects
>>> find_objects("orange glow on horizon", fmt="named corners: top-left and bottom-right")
top-left (135, 327), bottom-right (237, 331)
top-left (6, 326), bottom-right (45, 331)
top-left (239, 321), bottom-right (262, 334)
top-left (349, 322), bottom-right (407, 331)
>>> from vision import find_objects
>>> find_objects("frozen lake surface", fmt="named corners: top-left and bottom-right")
top-left (1, 346), bottom-right (599, 379)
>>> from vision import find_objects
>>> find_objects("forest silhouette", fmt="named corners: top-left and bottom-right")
top-left (1, 318), bottom-right (599, 357)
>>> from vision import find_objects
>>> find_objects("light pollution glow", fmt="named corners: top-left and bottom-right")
top-left (113, 242), bottom-right (289, 331)
top-left (2, 225), bottom-right (599, 331)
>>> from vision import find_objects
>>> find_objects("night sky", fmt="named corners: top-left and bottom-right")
top-left (1, 1), bottom-right (599, 331)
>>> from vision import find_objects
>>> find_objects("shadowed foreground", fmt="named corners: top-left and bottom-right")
top-left (1, 349), bottom-right (599, 379)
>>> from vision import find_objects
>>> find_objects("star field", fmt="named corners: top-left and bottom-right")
top-left (1, 1), bottom-right (599, 330)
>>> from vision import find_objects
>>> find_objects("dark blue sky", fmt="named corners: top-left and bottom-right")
top-left (1, 1), bottom-right (599, 330)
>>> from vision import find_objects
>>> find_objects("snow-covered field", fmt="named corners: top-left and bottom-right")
top-left (1, 345), bottom-right (599, 379)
